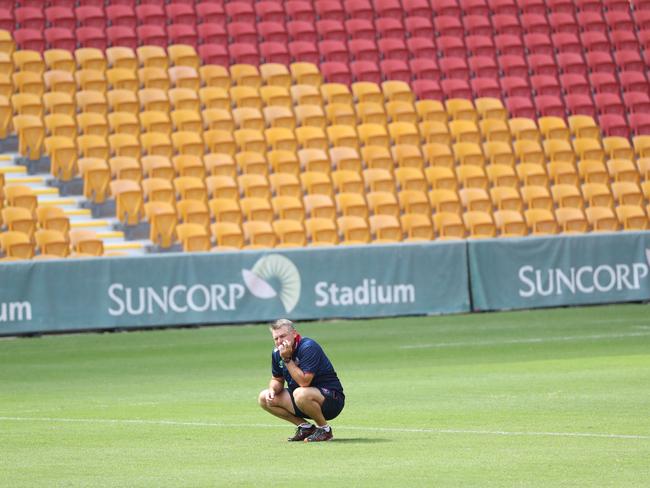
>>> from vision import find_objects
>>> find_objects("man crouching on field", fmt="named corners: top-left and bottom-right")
top-left (258, 319), bottom-right (345, 442)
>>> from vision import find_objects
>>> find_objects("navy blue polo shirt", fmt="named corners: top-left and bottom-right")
top-left (272, 335), bottom-right (344, 397)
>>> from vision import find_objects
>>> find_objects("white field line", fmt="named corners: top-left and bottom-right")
top-left (400, 331), bottom-right (650, 350)
top-left (0, 416), bottom-right (648, 441)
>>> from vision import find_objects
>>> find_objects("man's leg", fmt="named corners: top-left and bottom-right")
top-left (258, 388), bottom-right (305, 426)
top-left (292, 387), bottom-right (327, 427)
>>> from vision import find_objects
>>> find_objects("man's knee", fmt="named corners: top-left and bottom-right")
top-left (258, 389), bottom-right (270, 408)
top-left (292, 387), bottom-right (315, 406)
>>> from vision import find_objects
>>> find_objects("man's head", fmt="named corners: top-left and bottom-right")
top-left (270, 319), bottom-right (296, 348)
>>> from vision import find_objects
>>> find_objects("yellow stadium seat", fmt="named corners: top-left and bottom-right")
top-left (301, 171), bottom-right (333, 196)
top-left (169, 88), bottom-right (199, 112)
top-left (140, 111), bottom-right (172, 136)
top-left (176, 199), bottom-right (210, 230)
top-left (483, 142), bottom-right (515, 167)
top-left (13, 50), bottom-right (45, 75)
top-left (36, 206), bottom-right (70, 239)
top-left (388, 122), bottom-right (419, 146)
top-left (75, 48), bottom-right (106, 71)
top-left (233, 107), bottom-right (265, 131)
top-left (582, 183), bottom-right (613, 208)
top-left (171, 110), bottom-right (203, 134)
top-left (298, 148), bottom-right (330, 174)
top-left (142, 177), bottom-right (176, 206)
top-left (425, 166), bottom-right (457, 190)
top-left (370, 214), bottom-right (403, 243)
top-left (13, 71), bottom-right (44, 96)
top-left (363, 168), bottom-right (396, 193)
top-left (321, 83), bottom-right (353, 106)
top-left (265, 127), bottom-right (298, 152)
top-left (429, 189), bottom-right (461, 213)
top-left (109, 156), bottom-right (142, 182)
top-left (573, 138), bottom-right (605, 163)
top-left (0, 30), bottom-right (14, 56)
top-left (291, 84), bottom-right (323, 106)
top-left (138, 67), bottom-right (170, 90)
top-left (235, 128), bottom-right (266, 153)
top-left (555, 207), bottom-right (589, 234)
top-left (451, 120), bottom-right (482, 144)
top-left (269, 150), bottom-right (300, 176)
top-left (327, 125), bottom-right (359, 150)
top-left (336, 192), bottom-right (368, 218)
top-left (75, 69), bottom-right (107, 93)
top-left (109, 111), bottom-right (141, 137)
top-left (238, 174), bottom-right (270, 199)
top-left (210, 222), bottom-right (244, 250)
top-left (273, 219), bottom-right (307, 248)
top-left (45, 49), bottom-right (75, 73)
top-left (539, 116), bottom-right (570, 141)
top-left (616, 205), bottom-right (648, 230)
top-left (358, 123), bottom-right (389, 148)
top-left (45, 135), bottom-right (77, 181)
top-left (77, 134), bottom-right (109, 160)
top-left (236, 151), bottom-right (267, 176)
top-left (13, 115), bottom-right (44, 160)
top-left (585, 206), bottom-right (619, 232)
top-left (209, 199), bottom-right (242, 225)
top-left (356, 102), bottom-right (387, 126)
top-left (485, 164), bottom-right (519, 188)
top-left (490, 186), bottom-right (523, 211)
top-left (326, 103), bottom-right (356, 126)
top-left (106, 47), bottom-right (137, 71)
top-left (296, 127), bottom-right (328, 151)
top-left (272, 195), bottom-right (305, 221)
top-left (368, 191), bottom-right (400, 217)
top-left (241, 198), bottom-right (274, 223)
top-left (337, 215), bottom-right (370, 245)
top-left (395, 167), bottom-right (427, 192)
top-left (457, 165), bottom-right (488, 189)
top-left (459, 187), bottom-right (491, 212)
top-left (77, 113), bottom-right (108, 137)
top-left (304, 195), bottom-right (336, 219)
top-left (294, 105), bottom-right (326, 129)
top-left (43, 92), bottom-right (74, 117)
top-left (391, 145), bottom-right (423, 170)
top-left (475, 97), bottom-right (507, 121)
top-left (230, 86), bottom-right (262, 110)
top-left (421, 143), bottom-right (453, 169)
top-left (453, 142), bottom-right (485, 167)
top-left (5, 186), bottom-right (37, 216)
top-left (145, 201), bottom-right (178, 249)
top-left (200, 65), bottom-right (230, 89)
top-left (205, 175), bottom-right (238, 200)
top-left (479, 119), bottom-right (511, 143)
top-left (69, 229), bottom-right (104, 256)
top-left (493, 210), bottom-right (527, 237)
top-left (352, 82), bottom-right (384, 105)
top-left (418, 121), bottom-right (450, 145)
top-left (136, 46), bottom-right (169, 70)
top-left (204, 129), bottom-right (236, 156)
top-left (330, 147), bottom-right (362, 172)
top-left (578, 159), bottom-right (609, 184)
top-left (544, 139), bottom-right (575, 164)
top-left (514, 140), bottom-right (545, 164)
top-left (203, 108), bottom-right (235, 132)
top-left (463, 211), bottom-right (496, 238)
top-left (359, 145), bottom-right (392, 172)
top-left (177, 223), bottom-right (211, 252)
top-left (260, 86), bottom-right (292, 109)
top-left (138, 88), bottom-right (170, 112)
top-left (12, 93), bottom-right (43, 118)
top-left (305, 217), bottom-right (338, 246)
top-left (518, 163), bottom-right (549, 186)
top-left (525, 208), bottom-right (558, 235)
top-left (332, 170), bottom-right (364, 194)
top-left (607, 159), bottom-right (639, 183)
top-left (640, 159), bottom-right (650, 181)
top-left (290, 62), bottom-right (322, 86)
top-left (386, 100), bottom-right (417, 124)
top-left (110, 179), bottom-right (143, 225)
top-left (509, 117), bottom-right (540, 141)
top-left (446, 98), bottom-right (477, 122)
top-left (401, 213), bottom-right (433, 241)
top-left (45, 113), bottom-right (76, 139)
top-left (201, 89), bottom-right (231, 114)
top-left (548, 162), bottom-right (579, 186)
top-left (382, 81), bottom-right (413, 103)
top-left (0, 73), bottom-right (11, 98)
top-left (633, 135), bottom-right (650, 158)
top-left (2, 207), bottom-right (36, 240)
top-left (230, 64), bottom-right (261, 88)
top-left (551, 184), bottom-right (583, 209)
top-left (204, 153), bottom-right (236, 178)
top-left (611, 181), bottom-right (644, 206)
top-left (173, 155), bottom-right (205, 179)
top-left (172, 131), bottom-right (203, 157)
top-left (416, 99), bottom-right (447, 123)
top-left (141, 156), bottom-right (174, 181)
top-left (140, 132), bottom-right (172, 158)
top-left (109, 133), bottom-right (140, 159)
top-left (568, 115), bottom-right (600, 140)
top-left (433, 212), bottom-right (466, 239)
top-left (263, 106), bottom-right (295, 130)
top-left (0, 231), bottom-right (34, 259)
top-left (603, 137), bottom-right (635, 161)
top-left (521, 185), bottom-right (553, 210)
top-left (260, 63), bottom-right (291, 88)
top-left (169, 66), bottom-right (200, 91)
top-left (35, 229), bottom-right (69, 257)
top-left (174, 176), bottom-right (208, 203)
top-left (168, 45), bottom-right (200, 70)
top-left (76, 91), bottom-right (108, 115)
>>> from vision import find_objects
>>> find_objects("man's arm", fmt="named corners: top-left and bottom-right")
top-left (285, 359), bottom-right (314, 388)
top-left (266, 376), bottom-right (284, 400)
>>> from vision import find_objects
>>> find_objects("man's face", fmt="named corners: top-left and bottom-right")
top-left (271, 326), bottom-right (296, 348)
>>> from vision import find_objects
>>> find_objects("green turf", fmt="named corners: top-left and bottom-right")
top-left (2, 304), bottom-right (650, 487)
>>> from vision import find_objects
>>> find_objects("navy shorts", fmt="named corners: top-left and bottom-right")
top-left (290, 387), bottom-right (345, 421)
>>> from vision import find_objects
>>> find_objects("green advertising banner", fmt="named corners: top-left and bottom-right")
top-left (469, 232), bottom-right (650, 311)
top-left (0, 242), bottom-right (469, 335)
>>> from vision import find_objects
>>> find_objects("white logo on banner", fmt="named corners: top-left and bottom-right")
top-left (518, 248), bottom-right (650, 298)
top-left (0, 301), bottom-right (32, 323)
top-left (242, 254), bottom-right (301, 313)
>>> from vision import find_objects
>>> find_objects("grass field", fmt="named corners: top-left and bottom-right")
top-left (2, 303), bottom-right (650, 487)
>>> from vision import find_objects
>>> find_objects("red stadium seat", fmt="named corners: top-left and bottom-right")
top-left (517, 0), bottom-right (547, 14)
top-left (225, 2), bottom-right (256, 23)
top-left (286, 1), bottom-right (316, 22)
top-left (228, 23), bottom-right (258, 45)
top-left (634, 11), bottom-right (650, 32)
top-left (166, 4), bottom-right (197, 25)
top-left (198, 23), bottom-right (228, 45)
top-left (256, 2), bottom-right (285, 23)
top-left (407, 38), bottom-right (436, 60)
top-left (288, 22), bottom-right (317, 43)
top-left (413, 80), bottom-right (443, 100)
top-left (575, 0), bottom-right (601, 11)
top-left (346, 19), bottom-right (375, 40)
top-left (615, 50), bottom-right (645, 73)
top-left (136, 4), bottom-right (166, 26)
top-left (599, 114), bottom-right (629, 137)
top-left (321, 61), bottom-right (352, 84)
top-left (586, 52), bottom-right (616, 75)
top-left (552, 33), bottom-right (582, 54)
top-left (351, 61), bottom-right (382, 83)
top-left (498, 55), bottom-right (528, 78)
top-left (465, 35), bottom-right (496, 58)
top-left (595, 93), bottom-right (625, 117)
top-left (442, 79), bottom-right (472, 99)
top-left (319, 40), bottom-right (348, 63)
top-left (376, 18), bottom-right (406, 40)
top-left (605, 11), bottom-right (635, 32)
top-left (463, 15), bottom-right (492, 37)
top-left (16, 7), bottom-right (45, 30)
top-left (316, 20), bottom-right (347, 42)
top-left (546, 0), bottom-right (574, 14)
top-left (557, 53), bottom-right (587, 76)
top-left (76, 6), bottom-right (106, 29)
top-left (45, 28), bottom-right (76, 51)
top-left (198, 44), bottom-right (229, 67)
top-left (257, 22), bottom-right (288, 44)
top-left (506, 96), bottom-right (536, 118)
top-left (434, 16), bottom-right (464, 38)
top-left (380, 59), bottom-right (411, 83)
top-left (77, 27), bottom-right (107, 51)
top-left (580, 32), bottom-right (610, 53)
top-left (549, 13), bottom-right (578, 34)
top-left (521, 14), bottom-right (550, 35)
top-left (624, 93), bottom-right (650, 115)
top-left (260, 42), bottom-right (291, 65)
top-left (603, 0), bottom-right (631, 10)
top-left (168, 25), bottom-right (198, 48)
top-left (289, 41), bottom-right (319, 64)
top-left (531, 75), bottom-right (561, 97)
top-left (0, 8), bottom-right (12, 31)
top-left (629, 114), bottom-right (650, 135)
top-left (349, 39), bottom-right (379, 63)
top-left (432, 0), bottom-right (461, 17)
top-left (137, 25), bottom-right (167, 48)
top-left (378, 39), bottom-right (408, 61)
top-left (314, 0), bottom-right (345, 22)
top-left (589, 73), bottom-right (619, 94)
top-left (196, 3), bottom-right (225, 24)
top-left (229, 43), bottom-right (260, 65)
top-left (535, 95), bottom-right (565, 117)
top-left (344, 0), bottom-right (374, 20)
top-left (106, 5), bottom-right (137, 29)
top-left (494, 34), bottom-right (524, 56)
top-left (610, 30), bottom-right (640, 52)
top-left (492, 15), bottom-right (522, 37)
top-left (620, 72), bottom-right (650, 95)
top-left (375, 0), bottom-right (405, 18)
top-left (107, 26), bottom-right (138, 50)
top-left (468, 56), bottom-right (499, 78)
top-left (410, 58), bottom-right (441, 80)
top-left (529, 54), bottom-right (557, 76)
top-left (524, 34), bottom-right (553, 56)
top-left (501, 76), bottom-right (531, 97)
top-left (440, 57), bottom-right (470, 80)
top-left (577, 12), bottom-right (607, 33)
top-left (489, 0), bottom-right (518, 14)
top-left (461, 0), bottom-right (490, 16)
top-left (14, 29), bottom-right (45, 52)
top-left (45, 6), bottom-right (76, 30)
top-left (403, 0), bottom-right (434, 18)
top-left (565, 94), bottom-right (596, 118)
top-left (437, 37), bottom-right (466, 58)
top-left (471, 78), bottom-right (501, 98)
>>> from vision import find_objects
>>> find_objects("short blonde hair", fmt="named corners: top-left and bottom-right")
top-left (270, 318), bottom-right (295, 330)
